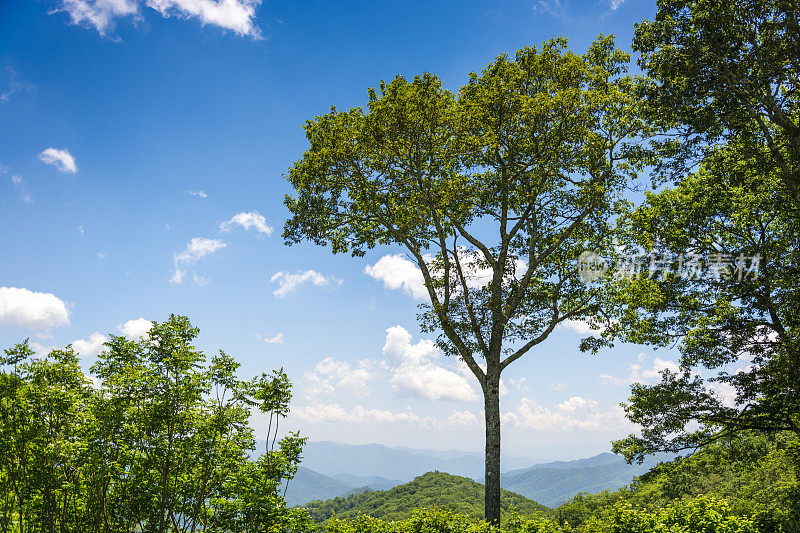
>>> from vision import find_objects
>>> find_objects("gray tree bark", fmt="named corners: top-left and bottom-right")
top-left (483, 373), bottom-right (501, 524)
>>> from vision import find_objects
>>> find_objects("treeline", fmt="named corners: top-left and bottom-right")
top-left (0, 315), bottom-right (311, 533)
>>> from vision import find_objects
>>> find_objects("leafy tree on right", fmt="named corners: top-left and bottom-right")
top-left (592, 0), bottom-right (800, 464)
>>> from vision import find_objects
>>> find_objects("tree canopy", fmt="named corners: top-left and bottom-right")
top-left (283, 35), bottom-right (651, 523)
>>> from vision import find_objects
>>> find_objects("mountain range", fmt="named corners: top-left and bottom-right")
top-left (279, 441), bottom-right (668, 507)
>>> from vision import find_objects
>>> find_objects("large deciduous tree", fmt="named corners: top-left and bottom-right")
top-left (633, 0), bottom-right (800, 207)
top-left (593, 0), bottom-right (800, 464)
top-left (282, 36), bottom-right (649, 523)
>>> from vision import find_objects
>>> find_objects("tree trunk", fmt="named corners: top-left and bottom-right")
top-left (484, 375), bottom-right (501, 524)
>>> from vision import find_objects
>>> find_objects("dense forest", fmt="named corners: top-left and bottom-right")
top-left (302, 472), bottom-right (549, 522)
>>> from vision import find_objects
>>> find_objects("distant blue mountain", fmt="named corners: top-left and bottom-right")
top-left (283, 467), bottom-right (360, 506)
top-left (296, 441), bottom-right (546, 481)
top-left (330, 473), bottom-right (403, 491)
top-left (277, 442), bottom-right (668, 508)
top-left (495, 452), bottom-right (669, 507)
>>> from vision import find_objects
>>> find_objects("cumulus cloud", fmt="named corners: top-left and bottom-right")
top-left (0, 287), bottom-right (70, 331)
top-left (508, 377), bottom-right (532, 392)
top-left (261, 332), bottom-right (284, 344)
top-left (550, 381), bottom-right (566, 392)
top-left (293, 403), bottom-right (440, 428)
top-left (53, 0), bottom-right (261, 38)
top-left (146, 0), bottom-right (261, 37)
top-left (302, 357), bottom-right (373, 399)
top-left (382, 325), bottom-right (478, 402)
top-left (365, 254), bottom-right (428, 299)
top-left (38, 147), bottom-right (77, 174)
top-left (365, 251), bottom-right (526, 301)
top-left (54, 0), bottom-right (139, 35)
top-left (188, 189), bottom-right (207, 198)
top-left (220, 211), bottom-right (273, 236)
top-left (72, 332), bottom-right (108, 357)
top-left (447, 409), bottom-right (479, 428)
top-left (599, 355), bottom-right (681, 386)
top-left (172, 237), bottom-right (227, 285)
top-left (270, 270), bottom-right (342, 298)
top-left (502, 396), bottom-right (631, 431)
top-left (118, 317), bottom-right (153, 339)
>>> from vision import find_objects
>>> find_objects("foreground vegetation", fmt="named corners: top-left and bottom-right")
top-left (0, 315), bottom-right (311, 532)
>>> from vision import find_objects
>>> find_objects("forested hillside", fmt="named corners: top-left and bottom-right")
top-left (498, 453), bottom-right (666, 506)
top-left (302, 472), bottom-right (550, 522)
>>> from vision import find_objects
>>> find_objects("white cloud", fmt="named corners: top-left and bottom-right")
top-left (220, 211), bottom-right (273, 236)
top-left (188, 189), bottom-right (207, 198)
top-left (72, 332), bottom-right (108, 357)
top-left (365, 251), bottom-right (527, 301)
top-left (118, 317), bottom-right (153, 339)
top-left (532, 0), bottom-right (567, 18)
top-left (0, 287), bottom-right (70, 331)
top-left (0, 67), bottom-right (34, 104)
top-left (558, 319), bottom-right (603, 336)
top-left (54, 0), bottom-right (261, 38)
top-left (610, 0), bottom-right (625, 9)
top-left (550, 381), bottom-right (566, 392)
top-left (708, 380), bottom-right (738, 408)
top-left (97, 251), bottom-right (108, 259)
top-left (172, 237), bottom-right (227, 285)
top-left (38, 147), bottom-right (77, 174)
top-left (382, 325), bottom-right (478, 402)
top-left (446, 409), bottom-right (479, 428)
top-left (270, 270), bottom-right (342, 298)
top-left (599, 355), bottom-right (681, 386)
top-left (171, 268), bottom-right (187, 284)
top-left (502, 396), bottom-right (631, 431)
top-left (293, 403), bottom-right (440, 428)
top-left (54, 0), bottom-right (139, 35)
top-left (509, 376), bottom-right (532, 392)
top-left (365, 254), bottom-right (428, 299)
top-left (302, 357), bottom-right (373, 399)
top-left (175, 237), bottom-right (227, 264)
top-left (146, 0), bottom-right (261, 37)
top-left (262, 332), bottom-right (284, 344)
top-left (10, 174), bottom-right (32, 203)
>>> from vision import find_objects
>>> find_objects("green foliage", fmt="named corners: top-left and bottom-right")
top-left (304, 472), bottom-right (550, 523)
top-left (319, 499), bottom-right (762, 533)
top-left (582, 498), bottom-right (757, 533)
top-left (283, 33), bottom-right (652, 522)
top-left (0, 315), bottom-right (310, 533)
top-left (554, 432), bottom-right (799, 531)
top-left (588, 0), bottom-right (800, 464)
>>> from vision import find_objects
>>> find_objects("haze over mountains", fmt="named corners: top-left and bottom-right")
top-left (298, 441), bottom-right (547, 480)
top-left (279, 441), bottom-right (668, 507)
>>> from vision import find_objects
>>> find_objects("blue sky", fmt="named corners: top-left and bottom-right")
top-left (0, 0), bottom-right (675, 460)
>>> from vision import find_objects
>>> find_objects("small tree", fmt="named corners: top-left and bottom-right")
top-left (0, 315), bottom-right (310, 532)
top-left (282, 36), bottom-right (649, 523)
